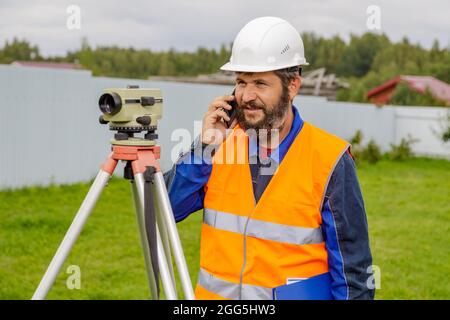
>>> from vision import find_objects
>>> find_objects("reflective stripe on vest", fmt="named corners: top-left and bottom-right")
top-left (198, 268), bottom-right (272, 300)
top-left (204, 208), bottom-right (324, 245)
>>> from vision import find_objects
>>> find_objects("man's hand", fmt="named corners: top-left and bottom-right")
top-left (201, 95), bottom-right (238, 145)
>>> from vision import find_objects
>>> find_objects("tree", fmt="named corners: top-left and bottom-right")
top-left (315, 35), bottom-right (346, 74)
top-left (158, 49), bottom-right (176, 76)
top-left (0, 38), bottom-right (42, 63)
top-left (300, 32), bottom-right (322, 68)
top-left (337, 33), bottom-right (390, 77)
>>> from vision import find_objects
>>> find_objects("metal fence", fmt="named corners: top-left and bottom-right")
top-left (1, 65), bottom-right (449, 189)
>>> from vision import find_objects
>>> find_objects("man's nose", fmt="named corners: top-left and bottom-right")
top-left (241, 87), bottom-right (257, 104)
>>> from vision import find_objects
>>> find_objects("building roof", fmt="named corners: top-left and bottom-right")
top-left (11, 61), bottom-right (81, 70)
top-left (367, 75), bottom-right (450, 103)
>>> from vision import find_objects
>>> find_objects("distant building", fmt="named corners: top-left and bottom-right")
top-left (367, 75), bottom-right (450, 105)
top-left (11, 61), bottom-right (82, 70)
top-left (297, 68), bottom-right (349, 101)
top-left (148, 68), bottom-right (349, 100)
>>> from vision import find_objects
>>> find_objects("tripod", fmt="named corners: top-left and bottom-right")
top-left (32, 143), bottom-right (195, 300)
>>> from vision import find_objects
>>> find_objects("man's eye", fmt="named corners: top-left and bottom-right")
top-left (256, 81), bottom-right (266, 86)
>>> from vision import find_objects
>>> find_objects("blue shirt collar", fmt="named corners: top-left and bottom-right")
top-left (248, 105), bottom-right (304, 164)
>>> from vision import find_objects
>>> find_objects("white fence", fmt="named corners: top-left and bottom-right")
top-left (0, 65), bottom-right (449, 189)
top-left (297, 96), bottom-right (450, 156)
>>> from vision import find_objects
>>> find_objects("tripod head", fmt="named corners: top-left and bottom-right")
top-left (98, 85), bottom-right (163, 146)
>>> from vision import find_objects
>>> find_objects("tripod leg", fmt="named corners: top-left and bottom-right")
top-left (154, 186), bottom-right (176, 287)
top-left (134, 173), bottom-right (178, 300)
top-left (130, 181), bottom-right (159, 300)
top-left (153, 171), bottom-right (195, 300)
top-left (32, 169), bottom-right (113, 300)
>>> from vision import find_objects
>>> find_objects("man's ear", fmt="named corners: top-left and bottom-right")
top-left (288, 76), bottom-right (301, 101)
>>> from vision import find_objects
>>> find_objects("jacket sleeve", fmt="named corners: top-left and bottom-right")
top-left (320, 150), bottom-right (375, 300)
top-left (163, 136), bottom-right (214, 222)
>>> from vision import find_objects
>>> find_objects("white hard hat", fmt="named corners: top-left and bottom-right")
top-left (221, 16), bottom-right (309, 73)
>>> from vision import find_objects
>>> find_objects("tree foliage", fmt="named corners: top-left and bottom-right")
top-left (0, 38), bottom-right (42, 63)
top-left (1, 33), bottom-right (449, 106)
top-left (0, 37), bottom-right (231, 79)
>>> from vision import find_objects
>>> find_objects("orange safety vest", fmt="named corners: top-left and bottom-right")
top-left (195, 122), bottom-right (349, 300)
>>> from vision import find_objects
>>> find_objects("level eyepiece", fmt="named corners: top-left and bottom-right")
top-left (99, 92), bottom-right (122, 115)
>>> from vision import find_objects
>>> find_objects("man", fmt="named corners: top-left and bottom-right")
top-left (164, 17), bottom-right (374, 300)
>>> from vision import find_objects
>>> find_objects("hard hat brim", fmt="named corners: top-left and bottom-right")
top-left (220, 61), bottom-right (309, 73)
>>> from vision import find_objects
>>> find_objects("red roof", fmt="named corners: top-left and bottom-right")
top-left (11, 61), bottom-right (81, 70)
top-left (367, 75), bottom-right (450, 104)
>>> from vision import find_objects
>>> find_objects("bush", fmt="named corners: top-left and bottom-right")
top-left (443, 128), bottom-right (450, 142)
top-left (442, 115), bottom-right (450, 143)
top-left (348, 131), bottom-right (417, 164)
top-left (387, 136), bottom-right (417, 161)
top-left (348, 131), bottom-right (382, 164)
top-left (350, 129), bottom-right (363, 145)
top-left (336, 88), bottom-right (350, 102)
top-left (348, 130), bottom-right (363, 162)
top-left (361, 139), bottom-right (382, 164)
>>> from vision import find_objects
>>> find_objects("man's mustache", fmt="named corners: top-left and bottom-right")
top-left (240, 101), bottom-right (265, 110)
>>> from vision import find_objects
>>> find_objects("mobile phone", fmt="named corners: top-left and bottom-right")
top-left (225, 89), bottom-right (237, 128)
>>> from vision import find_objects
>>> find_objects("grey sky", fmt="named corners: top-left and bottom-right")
top-left (0, 0), bottom-right (449, 56)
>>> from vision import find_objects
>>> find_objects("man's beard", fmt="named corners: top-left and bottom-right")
top-left (235, 86), bottom-right (291, 139)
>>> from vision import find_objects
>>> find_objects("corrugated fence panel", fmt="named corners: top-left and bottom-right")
top-left (0, 65), bottom-right (110, 189)
top-left (393, 106), bottom-right (450, 157)
top-left (295, 96), bottom-right (397, 151)
top-left (0, 65), bottom-right (448, 189)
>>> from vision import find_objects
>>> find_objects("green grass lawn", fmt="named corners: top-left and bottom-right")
top-left (0, 157), bottom-right (449, 300)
